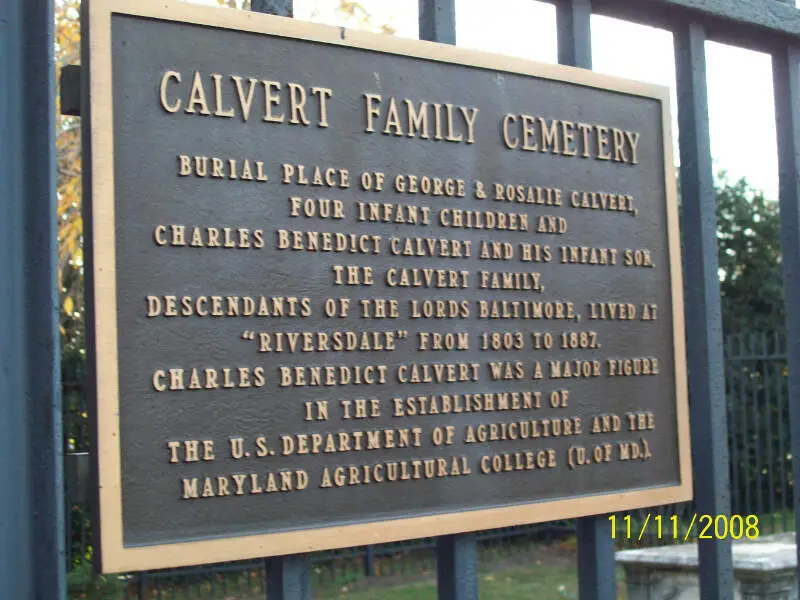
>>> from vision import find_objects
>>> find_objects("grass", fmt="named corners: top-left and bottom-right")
top-left (315, 563), bottom-right (591, 600)
top-left (72, 514), bottom-right (796, 600)
top-left (311, 541), bottom-right (628, 600)
top-left (65, 535), bottom-right (663, 599)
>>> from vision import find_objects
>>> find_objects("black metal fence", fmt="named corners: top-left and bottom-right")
top-left (6, 0), bottom-right (800, 599)
top-left (64, 330), bottom-right (793, 599)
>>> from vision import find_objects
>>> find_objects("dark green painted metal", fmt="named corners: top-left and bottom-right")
top-left (778, 353), bottom-right (790, 532)
top-left (364, 546), bottom-right (375, 577)
top-left (600, 0), bottom-right (800, 38)
top-left (739, 338), bottom-right (753, 514)
top-left (66, 328), bottom-right (794, 591)
top-left (249, 2), bottom-right (309, 599)
top-left (60, 64), bottom-right (81, 117)
top-left (773, 40), bottom-right (800, 590)
top-left (419, 0), bottom-right (456, 45)
top-left (576, 520), bottom-right (616, 600)
top-left (725, 342), bottom-right (740, 516)
top-left (56, 0), bottom-right (800, 596)
top-left (437, 536), bottom-right (478, 600)
top-left (674, 20), bottom-right (734, 599)
top-left (418, 3), bottom-right (478, 599)
top-left (766, 354), bottom-right (777, 532)
top-left (551, 0), bottom-right (800, 52)
top-left (556, 0), bottom-right (592, 70)
top-left (554, 5), bottom-right (616, 597)
top-left (251, 0), bottom-right (293, 18)
top-left (266, 555), bottom-right (311, 600)
top-left (752, 336), bottom-right (764, 522)
top-left (0, 1), bottom-right (66, 599)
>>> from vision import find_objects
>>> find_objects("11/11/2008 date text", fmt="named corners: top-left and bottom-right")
top-left (609, 514), bottom-right (759, 541)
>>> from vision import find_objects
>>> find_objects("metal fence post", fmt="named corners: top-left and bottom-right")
top-left (437, 535), bottom-right (478, 600)
top-left (419, 0), bottom-right (457, 45)
top-left (251, 0), bottom-right (293, 18)
top-left (364, 545), bottom-right (376, 577)
top-left (138, 571), bottom-right (149, 600)
top-left (772, 42), bottom-right (800, 589)
top-left (418, 2), bottom-right (478, 599)
top-left (246, 2), bottom-right (309, 598)
top-left (557, 0), bottom-right (592, 70)
top-left (267, 555), bottom-right (312, 600)
top-left (555, 2), bottom-right (616, 598)
top-left (673, 20), bottom-right (734, 599)
top-left (0, 1), bottom-right (66, 599)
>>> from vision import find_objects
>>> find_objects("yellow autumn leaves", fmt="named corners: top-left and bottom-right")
top-left (55, 0), bottom-right (392, 338)
top-left (56, 0), bottom-right (83, 337)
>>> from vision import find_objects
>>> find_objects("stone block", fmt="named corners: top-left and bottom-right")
top-left (616, 534), bottom-right (797, 600)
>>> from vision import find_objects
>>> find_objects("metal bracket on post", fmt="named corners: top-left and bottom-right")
top-left (60, 64), bottom-right (82, 117)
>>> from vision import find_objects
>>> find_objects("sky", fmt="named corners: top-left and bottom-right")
top-left (189, 0), bottom-right (792, 200)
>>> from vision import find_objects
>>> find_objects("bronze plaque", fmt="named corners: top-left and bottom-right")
top-left (84, 0), bottom-right (691, 573)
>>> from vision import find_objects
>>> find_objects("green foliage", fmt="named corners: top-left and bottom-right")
top-left (66, 559), bottom-right (127, 600)
top-left (714, 172), bottom-right (784, 333)
top-left (709, 175), bottom-right (788, 515)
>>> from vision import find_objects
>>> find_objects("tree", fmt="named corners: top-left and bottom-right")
top-left (218, 0), bottom-right (397, 34)
top-left (55, 0), bottom-right (396, 349)
top-left (714, 172), bottom-right (784, 334)
top-left (55, 3), bottom-right (784, 353)
top-left (56, 0), bottom-right (84, 351)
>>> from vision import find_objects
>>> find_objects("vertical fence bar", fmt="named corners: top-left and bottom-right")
top-left (764, 337), bottom-right (776, 532)
top-left (139, 572), bottom-right (149, 600)
top-left (751, 335), bottom-right (764, 522)
top-left (556, 0), bottom-right (592, 69)
top-left (419, 0), bottom-right (457, 45)
top-left (673, 20), bottom-right (733, 599)
top-left (266, 556), bottom-right (312, 599)
top-left (364, 545), bottom-right (376, 577)
top-left (437, 536), bottom-right (478, 600)
top-left (555, 2), bottom-right (615, 597)
top-left (738, 337), bottom-right (752, 514)
top-left (246, 2), bottom-right (309, 599)
top-left (725, 337), bottom-right (740, 516)
top-left (777, 342), bottom-right (789, 528)
top-left (773, 41), bottom-right (800, 585)
top-left (251, 0), bottom-right (293, 17)
top-left (575, 519), bottom-right (616, 599)
top-left (0, 1), bottom-right (66, 599)
top-left (417, 3), bottom-right (478, 598)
